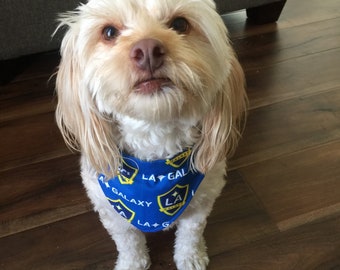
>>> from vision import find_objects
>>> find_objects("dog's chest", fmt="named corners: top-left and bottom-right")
top-left (116, 115), bottom-right (199, 160)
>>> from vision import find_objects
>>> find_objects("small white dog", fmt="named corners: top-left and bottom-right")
top-left (55, 0), bottom-right (247, 269)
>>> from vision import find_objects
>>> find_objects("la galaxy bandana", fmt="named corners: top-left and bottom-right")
top-left (98, 148), bottom-right (205, 232)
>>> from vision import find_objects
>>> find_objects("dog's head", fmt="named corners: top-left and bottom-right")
top-left (55, 0), bottom-right (247, 175)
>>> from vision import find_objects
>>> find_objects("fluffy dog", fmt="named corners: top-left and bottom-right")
top-left (55, 0), bottom-right (247, 269)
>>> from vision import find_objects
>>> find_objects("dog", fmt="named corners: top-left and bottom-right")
top-left (55, 0), bottom-right (247, 269)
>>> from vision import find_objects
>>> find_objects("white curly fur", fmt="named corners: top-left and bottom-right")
top-left (55, 0), bottom-right (247, 269)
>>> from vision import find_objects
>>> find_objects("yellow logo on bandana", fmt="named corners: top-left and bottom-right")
top-left (157, 184), bottom-right (189, 216)
top-left (165, 148), bottom-right (191, 168)
top-left (117, 158), bottom-right (139, 185)
top-left (106, 198), bottom-right (135, 222)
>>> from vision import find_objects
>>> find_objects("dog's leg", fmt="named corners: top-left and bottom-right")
top-left (174, 215), bottom-right (209, 270)
top-left (81, 159), bottom-right (151, 270)
top-left (97, 208), bottom-right (151, 270)
top-left (174, 161), bottom-right (226, 270)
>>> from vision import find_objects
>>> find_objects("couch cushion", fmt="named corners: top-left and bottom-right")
top-left (0, 0), bottom-right (81, 60)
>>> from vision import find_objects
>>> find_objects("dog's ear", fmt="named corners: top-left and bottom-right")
top-left (193, 54), bottom-right (247, 173)
top-left (55, 23), bottom-right (120, 176)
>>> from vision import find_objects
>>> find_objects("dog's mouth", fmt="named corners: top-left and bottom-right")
top-left (134, 78), bottom-right (171, 95)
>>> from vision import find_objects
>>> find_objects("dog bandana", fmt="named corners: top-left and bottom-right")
top-left (98, 148), bottom-right (205, 232)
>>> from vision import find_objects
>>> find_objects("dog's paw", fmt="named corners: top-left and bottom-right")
top-left (174, 252), bottom-right (209, 270)
top-left (174, 239), bottom-right (209, 270)
top-left (114, 254), bottom-right (151, 270)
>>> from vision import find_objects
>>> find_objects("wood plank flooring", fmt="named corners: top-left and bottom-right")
top-left (1, 0), bottom-right (340, 269)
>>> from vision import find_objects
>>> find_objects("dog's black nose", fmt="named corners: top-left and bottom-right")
top-left (130, 39), bottom-right (165, 73)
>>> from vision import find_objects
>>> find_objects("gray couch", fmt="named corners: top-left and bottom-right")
top-left (0, 0), bottom-right (286, 60)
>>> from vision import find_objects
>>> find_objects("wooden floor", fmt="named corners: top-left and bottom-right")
top-left (1, 0), bottom-right (340, 269)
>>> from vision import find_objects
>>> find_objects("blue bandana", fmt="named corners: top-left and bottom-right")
top-left (98, 148), bottom-right (205, 232)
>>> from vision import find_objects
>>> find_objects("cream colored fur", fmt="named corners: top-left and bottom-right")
top-left (55, 0), bottom-right (247, 269)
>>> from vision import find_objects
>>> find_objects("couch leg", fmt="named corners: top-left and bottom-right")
top-left (246, 0), bottom-right (287, 24)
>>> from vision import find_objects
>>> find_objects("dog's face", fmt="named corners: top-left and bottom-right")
top-left (56, 0), bottom-right (246, 174)
top-left (59, 0), bottom-right (234, 122)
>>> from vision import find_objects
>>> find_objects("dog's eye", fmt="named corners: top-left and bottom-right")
top-left (170, 17), bottom-right (190, 34)
top-left (102, 25), bottom-right (119, 41)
